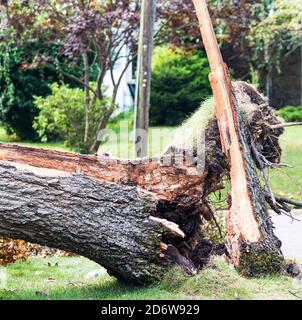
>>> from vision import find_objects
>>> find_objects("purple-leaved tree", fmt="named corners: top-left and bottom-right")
top-left (3, 0), bottom-right (140, 153)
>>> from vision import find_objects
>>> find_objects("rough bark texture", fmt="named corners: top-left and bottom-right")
top-left (0, 163), bottom-right (166, 284)
top-left (226, 84), bottom-right (284, 276)
top-left (0, 148), bottom-right (208, 282)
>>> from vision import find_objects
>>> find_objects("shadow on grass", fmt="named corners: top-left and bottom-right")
top-left (1, 256), bottom-right (299, 300)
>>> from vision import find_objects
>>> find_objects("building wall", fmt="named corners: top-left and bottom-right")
top-left (103, 45), bottom-right (134, 113)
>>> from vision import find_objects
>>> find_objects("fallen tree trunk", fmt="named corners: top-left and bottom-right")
top-left (0, 142), bottom-right (210, 283)
top-left (0, 81), bottom-right (286, 283)
top-left (0, 143), bottom-right (207, 204)
top-left (0, 162), bottom-right (183, 284)
top-left (0, 149), bottom-right (209, 283)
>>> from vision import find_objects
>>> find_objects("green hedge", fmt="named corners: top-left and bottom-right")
top-left (0, 40), bottom-right (83, 140)
top-left (0, 44), bottom-right (56, 140)
top-left (150, 46), bottom-right (212, 126)
top-left (276, 106), bottom-right (302, 122)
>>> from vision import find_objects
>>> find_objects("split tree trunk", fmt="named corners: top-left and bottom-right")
top-left (0, 145), bottom-right (207, 284)
top-left (0, 80), bottom-right (286, 282)
top-left (193, 0), bottom-right (284, 275)
top-left (0, 143), bottom-right (207, 204)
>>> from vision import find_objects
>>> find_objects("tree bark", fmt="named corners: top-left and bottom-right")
top-left (0, 143), bottom-right (208, 204)
top-left (0, 162), bottom-right (181, 284)
top-left (0, 146), bottom-right (207, 284)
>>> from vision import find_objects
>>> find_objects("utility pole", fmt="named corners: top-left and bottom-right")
top-left (134, 0), bottom-right (156, 158)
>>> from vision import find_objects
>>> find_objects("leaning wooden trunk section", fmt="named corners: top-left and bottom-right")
top-left (192, 0), bottom-right (285, 276)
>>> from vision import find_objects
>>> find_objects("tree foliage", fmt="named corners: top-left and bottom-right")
top-left (157, 0), bottom-right (266, 80)
top-left (0, 41), bottom-right (60, 139)
top-left (33, 83), bottom-right (113, 153)
top-left (150, 46), bottom-right (211, 126)
top-left (158, 0), bottom-right (300, 86)
top-left (276, 105), bottom-right (302, 123)
top-left (250, 0), bottom-right (302, 71)
top-left (1, 0), bottom-right (140, 152)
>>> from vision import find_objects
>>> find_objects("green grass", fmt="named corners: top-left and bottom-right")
top-left (268, 126), bottom-right (302, 201)
top-left (0, 126), bottom-right (68, 151)
top-left (0, 256), bottom-right (300, 300)
top-left (0, 126), bottom-right (301, 300)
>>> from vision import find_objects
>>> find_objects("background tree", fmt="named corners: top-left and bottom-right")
top-left (33, 82), bottom-right (111, 152)
top-left (1, 0), bottom-right (140, 153)
top-left (157, 0), bottom-right (272, 81)
top-left (150, 46), bottom-right (211, 126)
top-left (250, 0), bottom-right (302, 101)
top-left (250, 0), bottom-right (301, 69)
top-left (0, 41), bottom-right (60, 140)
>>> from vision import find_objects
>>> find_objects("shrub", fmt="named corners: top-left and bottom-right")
top-left (150, 46), bottom-right (212, 126)
top-left (276, 106), bottom-right (302, 122)
top-left (33, 83), bottom-right (113, 153)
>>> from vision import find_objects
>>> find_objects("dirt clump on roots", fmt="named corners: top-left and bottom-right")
top-left (166, 81), bottom-right (283, 199)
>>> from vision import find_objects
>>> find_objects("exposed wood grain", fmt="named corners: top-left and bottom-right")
top-left (192, 0), bottom-right (284, 275)
top-left (0, 143), bottom-right (207, 205)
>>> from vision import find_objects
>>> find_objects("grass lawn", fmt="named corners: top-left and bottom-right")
top-left (268, 126), bottom-right (302, 201)
top-left (0, 126), bottom-right (68, 151)
top-left (1, 256), bottom-right (300, 300)
top-left (0, 125), bottom-right (301, 300)
top-left (98, 125), bottom-right (176, 159)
